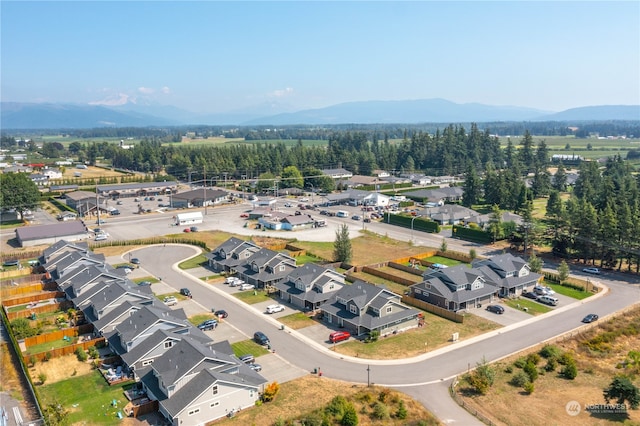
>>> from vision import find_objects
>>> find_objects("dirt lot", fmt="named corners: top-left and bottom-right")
top-left (456, 307), bottom-right (640, 426)
top-left (61, 165), bottom-right (128, 180)
top-left (29, 354), bottom-right (94, 384)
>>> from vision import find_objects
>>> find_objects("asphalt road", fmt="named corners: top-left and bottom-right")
top-left (123, 241), bottom-right (639, 425)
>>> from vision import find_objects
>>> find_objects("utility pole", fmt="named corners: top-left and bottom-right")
top-left (367, 365), bottom-right (371, 387)
top-left (203, 166), bottom-right (207, 215)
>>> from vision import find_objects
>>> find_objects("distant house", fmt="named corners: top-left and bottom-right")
top-left (171, 189), bottom-right (228, 208)
top-left (408, 254), bottom-right (542, 312)
top-left (15, 221), bottom-right (88, 247)
top-left (29, 173), bottom-right (50, 187)
top-left (419, 205), bottom-right (477, 225)
top-left (96, 181), bottom-right (177, 199)
top-left (373, 170), bottom-right (390, 178)
top-left (322, 168), bottom-right (353, 180)
top-left (274, 263), bottom-right (345, 310)
top-left (403, 187), bottom-right (464, 205)
top-left (56, 211), bottom-right (78, 221)
top-left (205, 238), bottom-right (261, 275)
top-left (320, 281), bottom-right (420, 337)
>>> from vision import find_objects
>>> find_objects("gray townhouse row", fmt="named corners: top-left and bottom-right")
top-left (39, 240), bottom-right (267, 426)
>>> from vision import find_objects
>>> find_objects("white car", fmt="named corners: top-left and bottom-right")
top-left (583, 267), bottom-right (601, 275)
top-left (266, 304), bottom-right (285, 314)
top-left (163, 296), bottom-right (178, 306)
top-left (229, 278), bottom-right (245, 287)
top-left (238, 283), bottom-right (255, 291)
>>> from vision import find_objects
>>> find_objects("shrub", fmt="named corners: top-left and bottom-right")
top-left (523, 382), bottom-right (535, 394)
top-left (539, 345), bottom-right (562, 359)
top-left (561, 361), bottom-right (578, 380)
top-left (340, 403), bottom-right (359, 426)
top-left (545, 358), bottom-right (558, 372)
top-left (38, 373), bottom-right (47, 384)
top-left (29, 355), bottom-right (37, 367)
top-left (514, 357), bottom-right (527, 368)
top-left (372, 401), bottom-right (389, 420)
top-left (510, 372), bottom-right (529, 387)
top-left (558, 352), bottom-right (575, 366)
top-left (526, 353), bottom-right (541, 365)
top-left (44, 352), bottom-right (52, 362)
top-left (378, 388), bottom-right (390, 402)
top-left (504, 365), bottom-right (513, 374)
top-left (262, 381), bottom-right (280, 402)
top-left (395, 400), bottom-right (408, 419)
top-left (326, 395), bottom-right (349, 417)
top-left (524, 362), bottom-right (538, 382)
top-left (367, 330), bottom-right (380, 342)
top-left (75, 347), bottom-right (88, 362)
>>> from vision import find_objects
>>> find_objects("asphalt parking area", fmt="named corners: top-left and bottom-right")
top-left (472, 303), bottom-right (532, 326)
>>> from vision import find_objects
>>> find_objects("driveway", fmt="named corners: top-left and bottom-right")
top-left (471, 303), bottom-right (531, 326)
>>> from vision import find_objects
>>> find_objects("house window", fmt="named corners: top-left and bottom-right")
top-left (329, 283), bottom-right (334, 290)
top-left (164, 341), bottom-right (173, 349)
top-left (142, 359), bottom-right (153, 366)
top-left (279, 265), bottom-right (285, 271)
top-left (337, 297), bottom-right (347, 305)
top-left (210, 401), bottom-right (220, 408)
top-left (386, 306), bottom-right (392, 314)
top-left (296, 282), bottom-right (305, 291)
top-left (212, 385), bottom-right (218, 395)
top-left (415, 288), bottom-right (422, 295)
top-left (252, 263), bottom-right (259, 272)
top-left (349, 305), bottom-right (358, 314)
top-left (188, 408), bottom-right (200, 416)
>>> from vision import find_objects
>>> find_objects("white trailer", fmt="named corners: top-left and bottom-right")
top-left (175, 212), bottom-right (203, 226)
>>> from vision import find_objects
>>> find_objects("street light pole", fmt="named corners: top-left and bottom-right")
top-left (367, 365), bottom-right (371, 387)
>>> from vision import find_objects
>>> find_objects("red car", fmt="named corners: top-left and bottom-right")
top-left (183, 228), bottom-right (191, 232)
top-left (329, 331), bottom-right (351, 343)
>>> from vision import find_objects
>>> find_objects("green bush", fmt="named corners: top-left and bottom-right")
top-left (514, 357), bottom-right (527, 368)
top-left (510, 372), bottom-right (529, 387)
top-left (395, 400), bottom-right (408, 420)
top-left (561, 361), bottom-right (578, 379)
top-left (526, 353), bottom-right (541, 365)
top-left (340, 403), bottom-right (359, 426)
top-left (539, 345), bottom-right (562, 359)
top-left (75, 347), bottom-right (88, 362)
top-left (504, 365), bottom-right (513, 374)
top-left (524, 362), bottom-right (538, 382)
top-left (326, 395), bottom-right (349, 417)
top-left (545, 358), bottom-right (558, 372)
top-left (523, 382), bottom-right (535, 394)
top-left (372, 401), bottom-right (389, 420)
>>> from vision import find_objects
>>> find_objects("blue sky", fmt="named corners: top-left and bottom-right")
top-left (2, 1), bottom-right (639, 114)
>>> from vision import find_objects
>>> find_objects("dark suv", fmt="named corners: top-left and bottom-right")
top-left (254, 331), bottom-right (270, 346)
top-left (180, 288), bottom-right (192, 297)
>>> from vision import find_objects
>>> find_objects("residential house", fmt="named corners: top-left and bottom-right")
top-left (96, 181), bottom-right (178, 199)
top-left (274, 263), bottom-right (345, 310)
top-left (408, 264), bottom-right (499, 311)
top-left (320, 281), bottom-right (420, 337)
top-left (472, 253), bottom-right (542, 297)
top-left (237, 248), bottom-right (297, 289)
top-left (170, 189), bottom-right (228, 209)
top-left (138, 338), bottom-right (267, 426)
top-left (322, 168), bottom-right (353, 180)
top-left (402, 187), bottom-right (464, 205)
top-left (419, 205), bottom-right (477, 225)
top-left (206, 238), bottom-right (261, 275)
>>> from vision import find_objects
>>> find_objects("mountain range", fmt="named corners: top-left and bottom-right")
top-left (1, 99), bottom-right (638, 129)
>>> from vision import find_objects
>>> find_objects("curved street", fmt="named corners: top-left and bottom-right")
top-left (123, 241), bottom-right (640, 425)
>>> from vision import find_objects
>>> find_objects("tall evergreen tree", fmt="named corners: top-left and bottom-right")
top-left (552, 162), bottom-right (568, 192)
top-left (334, 224), bottom-right (352, 263)
top-left (462, 164), bottom-right (482, 207)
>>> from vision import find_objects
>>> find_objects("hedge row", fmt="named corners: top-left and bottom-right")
top-left (452, 225), bottom-right (493, 243)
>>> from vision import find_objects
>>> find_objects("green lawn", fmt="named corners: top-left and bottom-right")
top-left (233, 290), bottom-right (272, 304)
top-left (504, 298), bottom-right (552, 315)
top-left (424, 256), bottom-right (465, 267)
top-left (294, 253), bottom-right (325, 265)
top-left (39, 370), bottom-right (134, 425)
top-left (178, 254), bottom-right (208, 269)
top-left (278, 312), bottom-right (317, 330)
top-left (546, 282), bottom-right (592, 300)
top-left (188, 313), bottom-right (218, 326)
top-left (231, 340), bottom-right (271, 358)
top-left (25, 337), bottom-right (77, 355)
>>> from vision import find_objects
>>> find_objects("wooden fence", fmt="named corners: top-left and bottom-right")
top-left (0, 277), bottom-right (51, 298)
top-left (388, 261), bottom-right (424, 277)
top-left (23, 336), bottom-right (106, 364)
top-left (2, 291), bottom-right (66, 308)
top-left (361, 265), bottom-right (418, 286)
top-left (22, 324), bottom-right (94, 347)
top-left (6, 300), bottom-right (73, 320)
top-left (402, 295), bottom-right (465, 323)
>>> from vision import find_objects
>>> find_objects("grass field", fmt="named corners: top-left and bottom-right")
top-left (38, 369), bottom-right (133, 425)
top-left (278, 312), bottom-right (318, 330)
top-left (230, 340), bottom-right (271, 358)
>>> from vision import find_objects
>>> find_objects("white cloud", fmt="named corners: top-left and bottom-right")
top-left (268, 87), bottom-right (294, 98)
top-left (161, 86), bottom-right (171, 94)
top-left (138, 87), bottom-right (155, 95)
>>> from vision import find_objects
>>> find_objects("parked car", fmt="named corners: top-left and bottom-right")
top-left (130, 258), bottom-right (140, 265)
top-left (215, 310), bottom-right (228, 319)
top-left (2, 259), bottom-right (19, 267)
top-left (183, 228), bottom-right (191, 233)
top-left (266, 304), bottom-right (285, 314)
top-left (351, 215), bottom-right (361, 221)
top-left (229, 278), bottom-right (245, 287)
top-left (239, 354), bottom-right (255, 364)
top-left (180, 288), bottom-right (192, 297)
top-left (582, 267), bottom-right (601, 275)
top-left (522, 292), bottom-right (539, 300)
top-left (239, 283), bottom-right (255, 291)
top-left (329, 331), bottom-right (351, 343)
top-left (95, 234), bottom-right (108, 242)
top-left (117, 266), bottom-right (132, 274)
top-left (190, 226), bottom-right (198, 232)
top-left (240, 213), bottom-right (249, 218)
top-left (582, 314), bottom-right (599, 323)
top-left (248, 363), bottom-right (262, 372)
top-left (254, 331), bottom-right (270, 346)
top-left (534, 285), bottom-right (555, 296)
top-left (138, 281), bottom-right (152, 286)
top-left (538, 295), bottom-right (559, 306)
top-left (197, 319), bottom-right (218, 331)
top-left (486, 305), bottom-right (505, 314)
top-left (284, 203), bottom-right (293, 207)
top-left (163, 296), bottom-right (178, 306)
